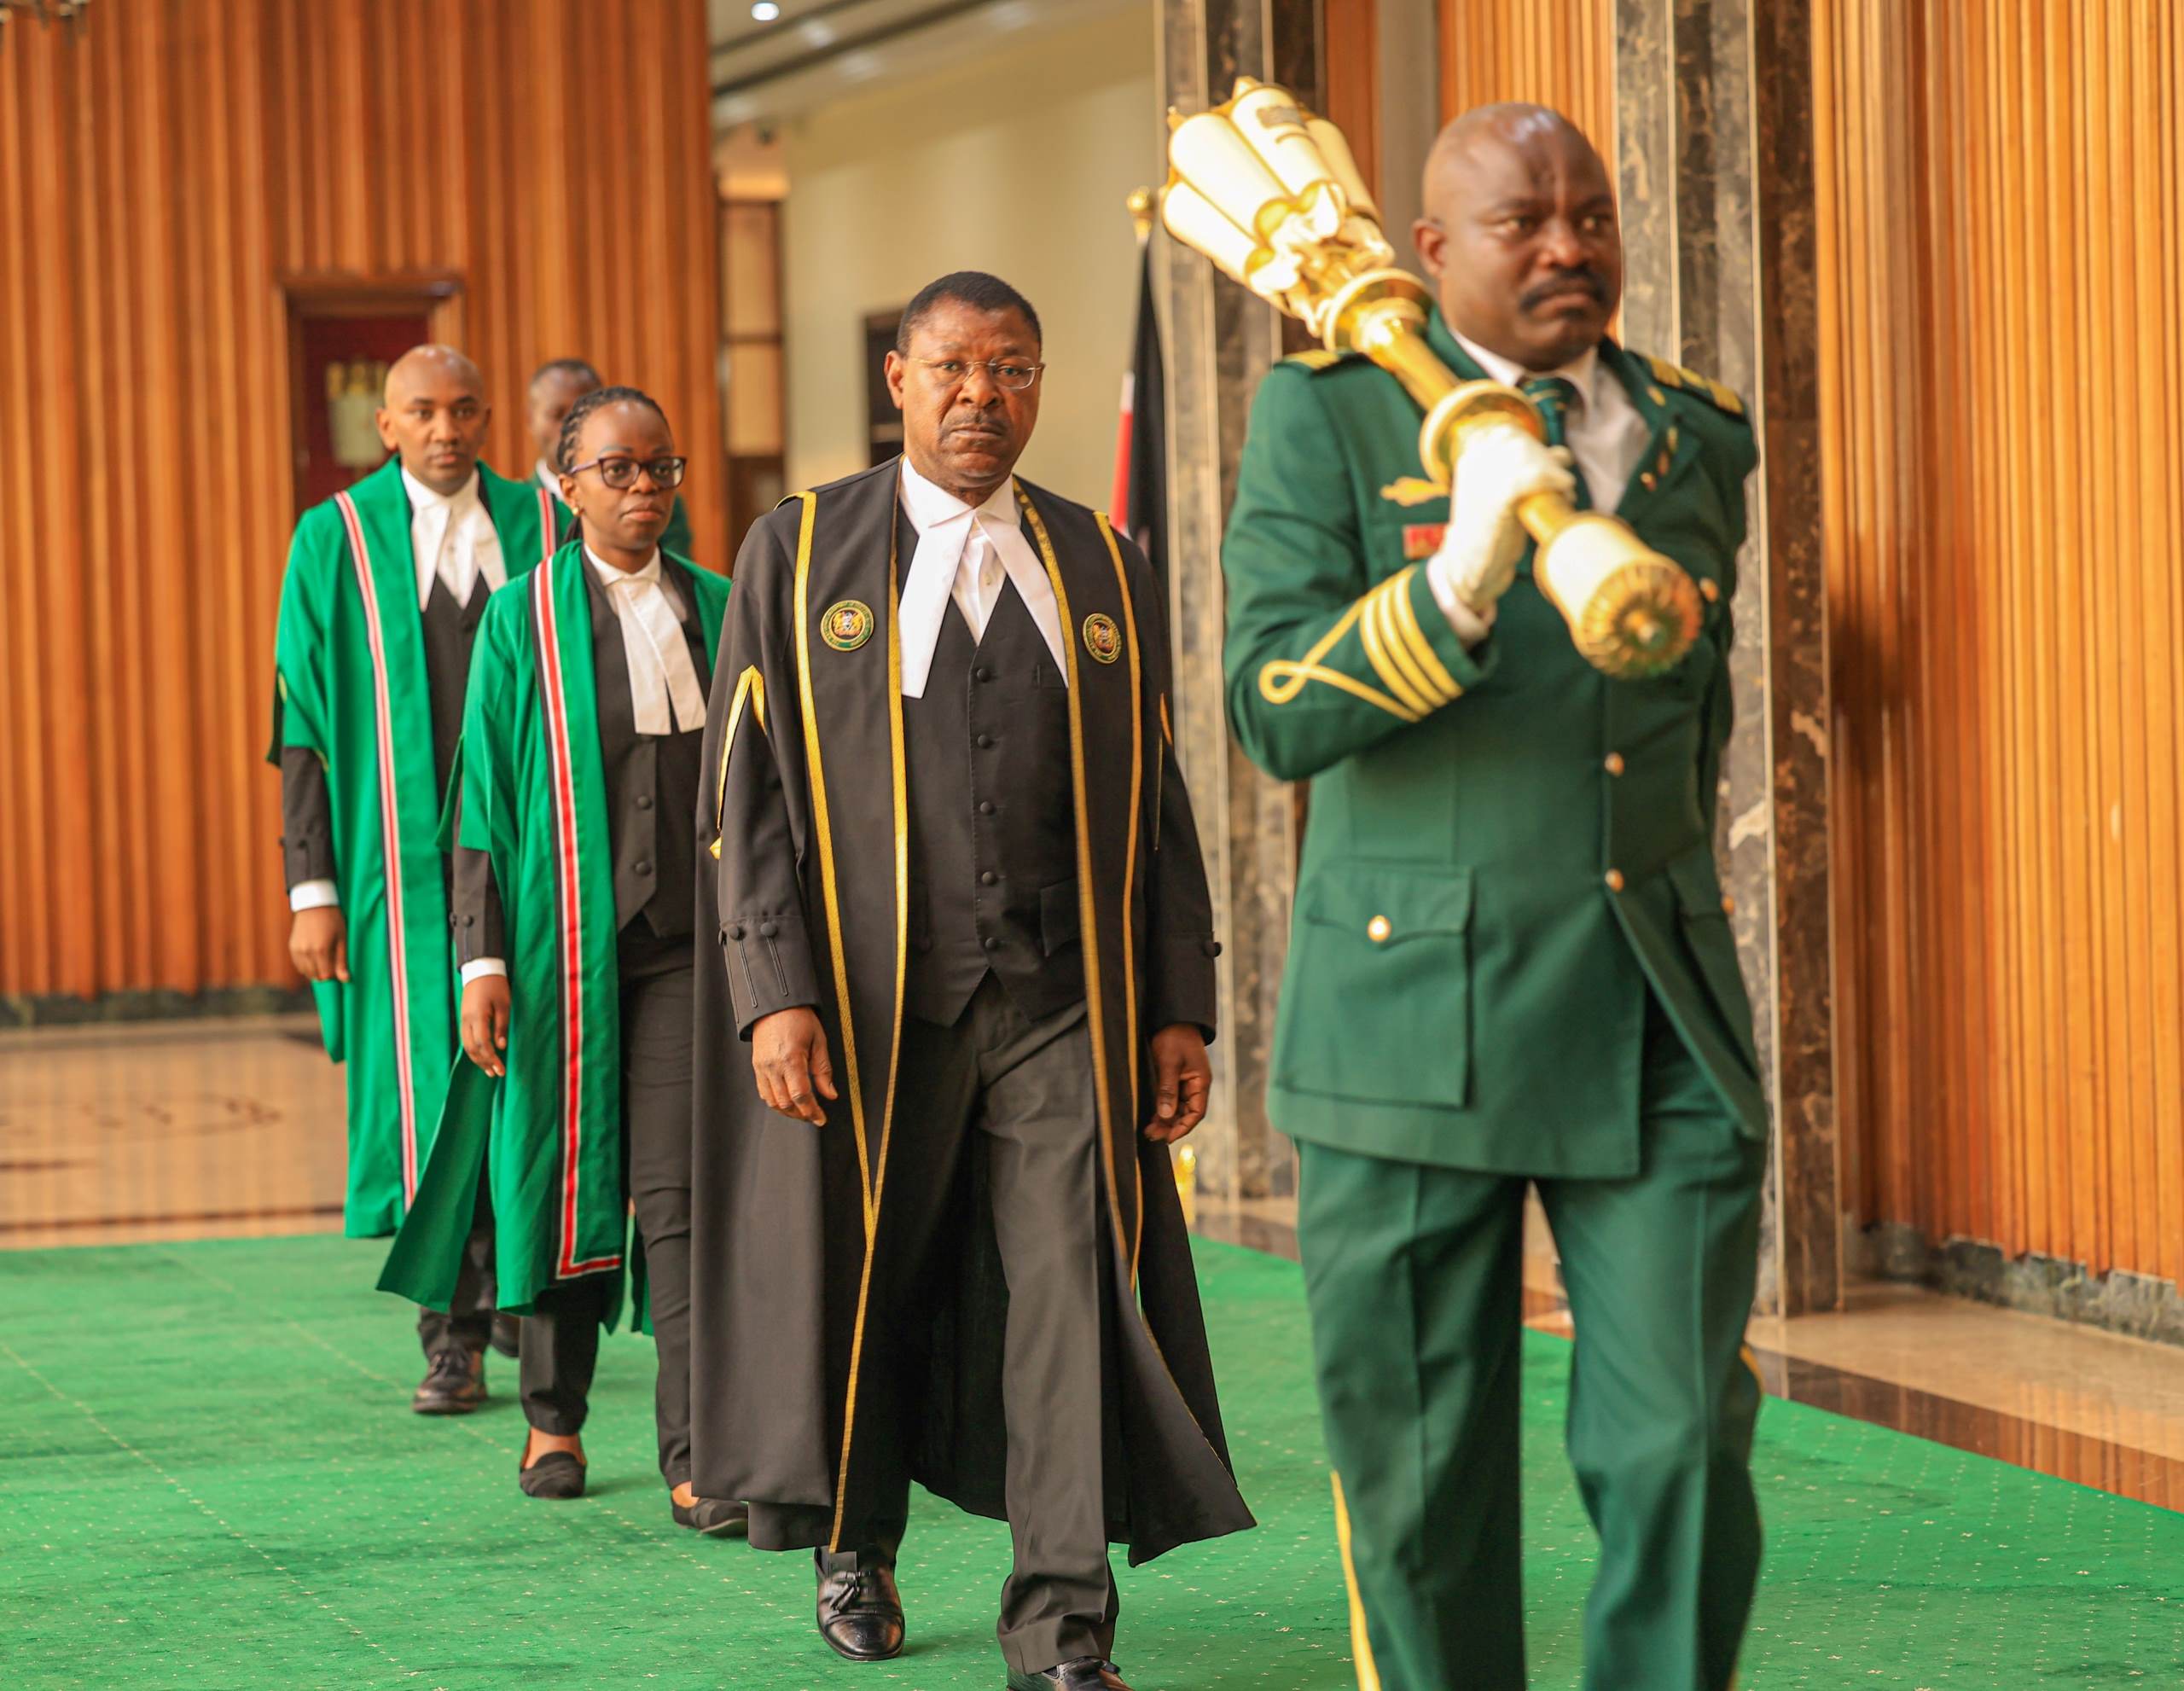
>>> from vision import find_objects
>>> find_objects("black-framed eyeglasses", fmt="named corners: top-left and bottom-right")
top-left (566, 454), bottom-right (688, 490)
top-left (907, 357), bottom-right (1046, 392)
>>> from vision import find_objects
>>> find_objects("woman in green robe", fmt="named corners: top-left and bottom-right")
top-left (386, 387), bottom-right (736, 1530)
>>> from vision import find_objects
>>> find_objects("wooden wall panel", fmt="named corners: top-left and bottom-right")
top-left (0, 0), bottom-right (724, 1002)
top-left (1437, 0), bottom-right (1615, 148)
top-left (1818, 0), bottom-right (2184, 1281)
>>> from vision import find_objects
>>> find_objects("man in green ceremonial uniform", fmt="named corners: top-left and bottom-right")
top-left (270, 346), bottom-right (549, 1412)
top-left (527, 357), bottom-right (695, 558)
top-left (1222, 107), bottom-right (1768, 1690)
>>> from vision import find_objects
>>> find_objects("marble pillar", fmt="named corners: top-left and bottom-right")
top-left (1154, 0), bottom-right (1323, 1203)
top-left (1615, 0), bottom-right (1840, 1315)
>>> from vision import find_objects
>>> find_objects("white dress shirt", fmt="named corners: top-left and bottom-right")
top-left (536, 459), bottom-right (561, 499)
top-left (895, 458), bottom-right (1068, 699)
top-left (402, 466), bottom-right (505, 612)
top-left (289, 468), bottom-right (508, 915)
top-left (1449, 332), bottom-right (1650, 516)
top-left (458, 546), bottom-right (707, 987)
top-left (586, 546), bottom-right (709, 736)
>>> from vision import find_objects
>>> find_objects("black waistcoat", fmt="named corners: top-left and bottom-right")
top-left (419, 572), bottom-right (491, 801)
top-left (901, 531), bottom-right (1083, 1027)
top-left (581, 557), bottom-right (712, 949)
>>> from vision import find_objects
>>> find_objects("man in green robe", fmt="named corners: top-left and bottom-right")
top-left (1222, 108), bottom-right (1767, 1690)
top-left (526, 357), bottom-right (695, 557)
top-left (270, 345), bottom-right (550, 1413)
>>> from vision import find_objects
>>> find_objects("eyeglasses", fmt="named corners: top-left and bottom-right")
top-left (906, 357), bottom-right (1046, 392)
top-left (566, 454), bottom-right (688, 490)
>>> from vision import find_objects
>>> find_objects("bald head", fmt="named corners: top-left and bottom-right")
top-left (376, 345), bottom-right (491, 494)
top-left (1413, 103), bottom-right (1622, 370)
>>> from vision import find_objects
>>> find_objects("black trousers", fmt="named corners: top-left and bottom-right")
top-left (415, 1165), bottom-right (495, 1355)
top-left (833, 975), bottom-right (1116, 1676)
top-left (517, 945), bottom-right (697, 1489)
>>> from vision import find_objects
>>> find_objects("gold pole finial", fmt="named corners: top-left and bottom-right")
top-left (1126, 186), bottom-right (1156, 241)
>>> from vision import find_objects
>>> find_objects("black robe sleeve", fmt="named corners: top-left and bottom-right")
top-left (711, 511), bottom-right (824, 1037)
top-left (1126, 535), bottom-right (1219, 1043)
top-left (449, 841), bottom-right (506, 965)
top-left (278, 747), bottom-right (337, 890)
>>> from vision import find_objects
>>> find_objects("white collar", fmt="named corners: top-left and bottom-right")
top-left (897, 453), bottom-right (1018, 536)
top-left (584, 543), bottom-right (663, 589)
top-left (400, 463), bottom-right (482, 514)
top-left (1450, 329), bottom-right (1600, 410)
top-left (536, 458), bottom-right (561, 498)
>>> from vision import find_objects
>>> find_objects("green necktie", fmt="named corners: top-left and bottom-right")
top-left (1520, 375), bottom-right (1587, 510)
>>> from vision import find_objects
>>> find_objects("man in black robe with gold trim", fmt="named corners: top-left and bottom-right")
top-left (690, 272), bottom-right (1253, 1691)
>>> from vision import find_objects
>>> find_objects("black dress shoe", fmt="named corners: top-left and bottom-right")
top-left (490, 1312), bottom-right (521, 1359)
top-left (1006, 1660), bottom-right (1131, 1691)
top-left (411, 1347), bottom-right (485, 1415)
top-left (815, 1551), bottom-right (905, 1662)
top-left (518, 1451), bottom-right (586, 1500)
top-left (672, 1496), bottom-right (748, 1537)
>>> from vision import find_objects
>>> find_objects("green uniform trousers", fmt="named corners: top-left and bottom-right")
top-left (1298, 994), bottom-right (1765, 1691)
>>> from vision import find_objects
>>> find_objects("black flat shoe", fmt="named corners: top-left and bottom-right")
top-left (490, 1313), bottom-right (521, 1359)
top-left (517, 1451), bottom-right (586, 1500)
top-left (815, 1550), bottom-right (905, 1662)
top-left (1007, 1660), bottom-right (1131, 1691)
top-left (672, 1496), bottom-right (748, 1537)
top-left (411, 1347), bottom-right (485, 1415)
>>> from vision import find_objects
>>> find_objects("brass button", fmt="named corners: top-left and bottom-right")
top-left (1367, 915), bottom-right (1391, 943)
top-left (1699, 578), bottom-right (1722, 603)
top-left (1722, 894), bottom-right (1737, 915)
top-left (1605, 869), bottom-right (1625, 892)
top-left (1604, 753), bottom-right (1626, 776)
top-left (1648, 386), bottom-right (1667, 405)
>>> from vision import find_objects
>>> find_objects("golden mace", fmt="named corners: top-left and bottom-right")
top-left (1162, 78), bottom-right (1701, 678)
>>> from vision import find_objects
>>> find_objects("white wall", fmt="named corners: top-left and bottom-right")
top-left (780, 4), bottom-right (1156, 506)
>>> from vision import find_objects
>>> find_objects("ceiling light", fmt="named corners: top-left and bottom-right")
top-left (750, 2), bottom-right (780, 20)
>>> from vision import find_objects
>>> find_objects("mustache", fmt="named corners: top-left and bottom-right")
top-left (1522, 270), bottom-right (1606, 309)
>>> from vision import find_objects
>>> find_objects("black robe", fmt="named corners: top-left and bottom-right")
top-left (688, 459), bottom-right (1252, 1563)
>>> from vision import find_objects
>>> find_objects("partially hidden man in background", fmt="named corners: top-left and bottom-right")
top-left (270, 346), bottom-right (548, 1415)
top-left (1222, 107), bottom-right (1769, 1690)
top-left (380, 385), bottom-right (741, 1532)
top-left (526, 357), bottom-right (695, 557)
top-left (688, 271), bottom-right (1254, 1691)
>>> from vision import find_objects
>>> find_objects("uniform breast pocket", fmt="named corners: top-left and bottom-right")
top-left (1275, 863), bottom-right (1474, 1109)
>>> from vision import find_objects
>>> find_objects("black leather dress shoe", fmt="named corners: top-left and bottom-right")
top-left (672, 1496), bottom-right (748, 1537)
top-left (411, 1347), bottom-right (485, 1415)
top-left (490, 1312), bottom-right (521, 1359)
top-left (815, 1551), bottom-right (905, 1662)
top-left (1006, 1659), bottom-right (1131, 1691)
top-left (518, 1451), bottom-right (586, 1500)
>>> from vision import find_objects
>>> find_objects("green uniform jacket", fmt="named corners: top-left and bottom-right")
top-left (1223, 309), bottom-right (1765, 1178)
top-left (268, 456), bottom-right (552, 1235)
top-left (379, 543), bottom-right (729, 1323)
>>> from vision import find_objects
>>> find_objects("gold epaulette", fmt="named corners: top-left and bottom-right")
top-left (1641, 353), bottom-right (1746, 419)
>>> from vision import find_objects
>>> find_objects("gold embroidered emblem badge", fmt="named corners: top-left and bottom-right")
top-left (1082, 613), bottom-right (1123, 665)
top-left (821, 600), bottom-right (873, 652)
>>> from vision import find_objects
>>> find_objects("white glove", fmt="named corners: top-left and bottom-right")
top-left (1427, 425), bottom-right (1577, 621)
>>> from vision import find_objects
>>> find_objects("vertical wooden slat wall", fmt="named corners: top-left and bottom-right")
top-left (1818, 0), bottom-right (2184, 1282)
top-left (0, 0), bottom-right (724, 1002)
top-left (1437, 0), bottom-right (1615, 147)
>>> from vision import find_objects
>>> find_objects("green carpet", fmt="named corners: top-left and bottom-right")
top-left (3, 1235), bottom-right (2181, 1689)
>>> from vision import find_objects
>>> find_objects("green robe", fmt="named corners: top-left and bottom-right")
top-left (379, 543), bottom-right (728, 1322)
top-left (269, 456), bottom-right (552, 1235)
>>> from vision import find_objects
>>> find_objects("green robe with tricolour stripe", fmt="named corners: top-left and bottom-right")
top-left (269, 455), bottom-right (553, 1236)
top-left (379, 542), bottom-right (728, 1322)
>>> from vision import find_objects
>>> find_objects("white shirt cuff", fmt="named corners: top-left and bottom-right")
top-left (1426, 555), bottom-right (1497, 647)
top-left (288, 880), bottom-right (340, 913)
top-left (461, 958), bottom-right (508, 985)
